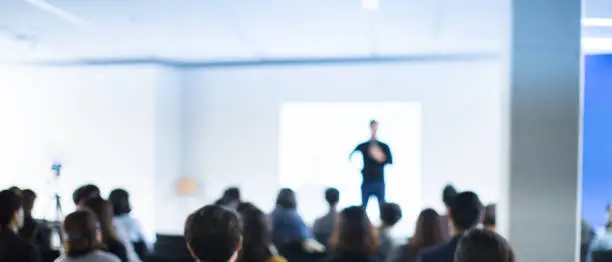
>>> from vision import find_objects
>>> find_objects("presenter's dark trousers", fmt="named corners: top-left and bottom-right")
top-left (361, 181), bottom-right (386, 209)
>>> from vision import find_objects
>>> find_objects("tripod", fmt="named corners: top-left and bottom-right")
top-left (51, 163), bottom-right (63, 221)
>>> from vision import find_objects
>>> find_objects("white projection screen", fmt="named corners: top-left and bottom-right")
top-left (279, 102), bottom-right (422, 237)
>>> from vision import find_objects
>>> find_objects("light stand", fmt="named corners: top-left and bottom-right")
top-left (51, 163), bottom-right (63, 221)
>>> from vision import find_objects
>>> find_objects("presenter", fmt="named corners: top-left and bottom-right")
top-left (349, 120), bottom-right (393, 210)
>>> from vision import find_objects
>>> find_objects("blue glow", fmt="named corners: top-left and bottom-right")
top-left (583, 54), bottom-right (612, 228)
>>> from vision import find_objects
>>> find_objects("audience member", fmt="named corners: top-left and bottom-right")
top-left (237, 203), bottom-right (287, 262)
top-left (270, 188), bottom-right (313, 246)
top-left (377, 202), bottom-right (402, 262)
top-left (215, 187), bottom-right (242, 210)
top-left (73, 184), bottom-right (101, 208)
top-left (82, 197), bottom-right (129, 262)
top-left (19, 189), bottom-right (52, 251)
top-left (586, 221), bottom-right (612, 262)
top-left (108, 189), bottom-right (148, 261)
top-left (184, 205), bottom-right (243, 262)
top-left (55, 209), bottom-right (120, 262)
top-left (482, 204), bottom-right (496, 231)
top-left (386, 208), bottom-right (446, 262)
top-left (582, 219), bottom-right (596, 262)
top-left (419, 191), bottom-right (482, 262)
top-left (327, 206), bottom-right (378, 262)
top-left (0, 189), bottom-right (41, 262)
top-left (455, 229), bottom-right (515, 262)
top-left (440, 185), bottom-right (457, 239)
top-left (313, 187), bottom-right (340, 246)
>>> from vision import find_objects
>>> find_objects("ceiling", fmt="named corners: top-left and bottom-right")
top-left (0, 0), bottom-right (610, 62)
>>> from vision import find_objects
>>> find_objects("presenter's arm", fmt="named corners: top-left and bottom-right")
top-left (384, 144), bottom-right (393, 164)
top-left (349, 144), bottom-right (361, 160)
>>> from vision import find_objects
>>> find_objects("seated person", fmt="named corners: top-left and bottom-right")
top-left (72, 184), bottom-right (100, 208)
top-left (184, 205), bottom-right (243, 262)
top-left (19, 189), bottom-right (51, 251)
top-left (0, 189), bottom-right (41, 262)
top-left (237, 203), bottom-right (287, 262)
top-left (377, 202), bottom-right (402, 262)
top-left (82, 197), bottom-right (129, 262)
top-left (108, 189), bottom-right (147, 261)
top-left (587, 221), bottom-right (612, 262)
top-left (313, 187), bottom-right (340, 246)
top-left (455, 229), bottom-right (515, 262)
top-left (386, 208), bottom-right (446, 262)
top-left (327, 206), bottom-right (378, 262)
top-left (54, 209), bottom-right (121, 262)
top-left (440, 185), bottom-right (457, 239)
top-left (419, 191), bottom-right (483, 262)
top-left (482, 204), bottom-right (496, 231)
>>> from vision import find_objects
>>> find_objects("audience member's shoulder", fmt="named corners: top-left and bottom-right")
top-left (92, 250), bottom-right (122, 262)
top-left (418, 241), bottom-right (450, 262)
top-left (266, 255), bottom-right (288, 262)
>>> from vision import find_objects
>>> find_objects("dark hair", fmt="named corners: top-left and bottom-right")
top-left (223, 187), bottom-right (241, 202)
top-left (21, 189), bottom-right (36, 215)
top-left (455, 229), bottom-right (515, 262)
top-left (407, 209), bottom-right (446, 262)
top-left (370, 120), bottom-right (378, 127)
top-left (108, 189), bottom-right (131, 216)
top-left (329, 206), bottom-right (378, 254)
top-left (72, 184), bottom-right (100, 205)
top-left (483, 204), bottom-right (496, 227)
top-left (450, 191), bottom-right (483, 231)
top-left (325, 188), bottom-right (340, 207)
top-left (237, 203), bottom-right (274, 262)
top-left (442, 185), bottom-right (457, 208)
top-left (63, 209), bottom-right (105, 258)
top-left (0, 189), bottom-right (22, 227)
top-left (185, 205), bottom-right (243, 262)
top-left (380, 203), bottom-right (402, 227)
top-left (275, 188), bottom-right (297, 209)
top-left (82, 197), bottom-right (120, 244)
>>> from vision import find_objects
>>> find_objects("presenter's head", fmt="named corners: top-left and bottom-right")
top-left (370, 120), bottom-right (378, 139)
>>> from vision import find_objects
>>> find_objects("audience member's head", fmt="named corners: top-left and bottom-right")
top-left (82, 197), bottom-right (118, 244)
top-left (455, 229), bottom-right (515, 262)
top-left (329, 206), bottom-right (378, 254)
top-left (408, 208), bottom-right (446, 261)
top-left (108, 188), bottom-right (131, 216)
top-left (21, 189), bottom-right (36, 218)
top-left (275, 188), bottom-right (297, 210)
top-left (8, 186), bottom-right (21, 194)
top-left (220, 187), bottom-right (241, 210)
top-left (482, 204), bottom-right (496, 231)
top-left (442, 184), bottom-right (458, 210)
top-left (0, 189), bottom-right (24, 232)
top-left (73, 184), bottom-right (100, 207)
top-left (450, 191), bottom-right (483, 233)
top-left (325, 187), bottom-right (340, 209)
top-left (185, 205), bottom-right (243, 262)
top-left (380, 202), bottom-right (402, 228)
top-left (62, 209), bottom-right (105, 258)
top-left (236, 203), bottom-right (274, 262)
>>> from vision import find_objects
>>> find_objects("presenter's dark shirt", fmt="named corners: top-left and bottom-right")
top-left (353, 140), bottom-right (393, 182)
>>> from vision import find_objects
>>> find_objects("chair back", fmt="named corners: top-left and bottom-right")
top-left (592, 250), bottom-right (612, 262)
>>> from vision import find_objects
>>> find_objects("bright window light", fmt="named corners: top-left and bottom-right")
top-left (582, 37), bottom-right (612, 53)
top-left (582, 18), bottom-right (612, 27)
top-left (362, 0), bottom-right (379, 9)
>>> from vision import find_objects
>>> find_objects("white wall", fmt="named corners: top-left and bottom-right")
top-left (0, 60), bottom-right (506, 237)
top-left (179, 60), bottom-right (505, 234)
top-left (0, 65), bottom-right (159, 241)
